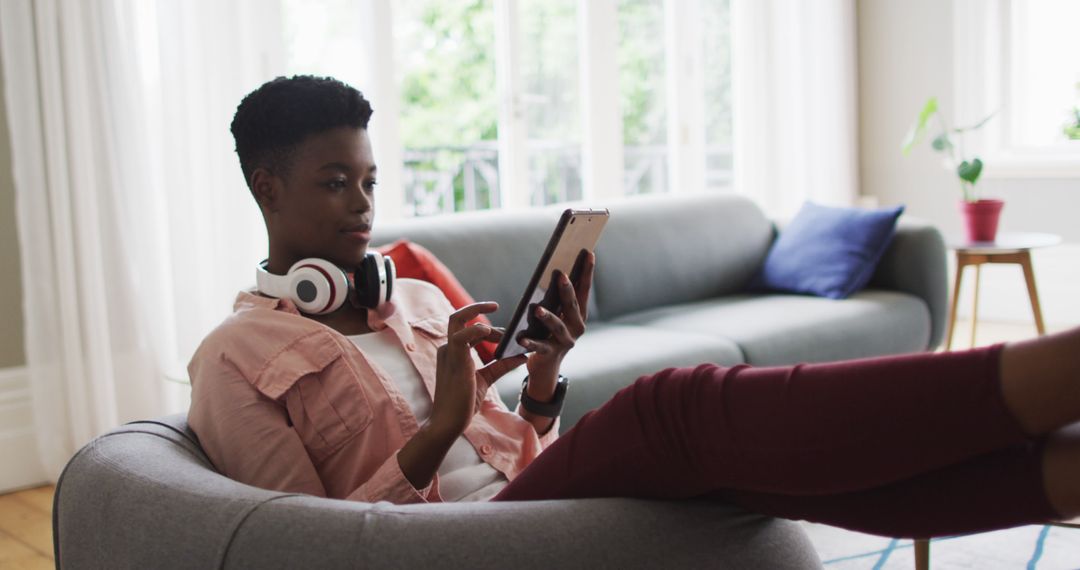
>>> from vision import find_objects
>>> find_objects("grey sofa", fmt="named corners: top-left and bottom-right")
top-left (54, 192), bottom-right (945, 568)
top-left (373, 192), bottom-right (947, 429)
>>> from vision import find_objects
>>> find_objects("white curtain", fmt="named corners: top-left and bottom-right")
top-left (0, 0), bottom-right (282, 480)
top-left (731, 0), bottom-right (859, 218)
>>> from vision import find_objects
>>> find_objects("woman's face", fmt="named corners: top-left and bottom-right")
top-left (262, 126), bottom-right (377, 271)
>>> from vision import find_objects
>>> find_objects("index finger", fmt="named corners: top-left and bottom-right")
top-left (448, 302), bottom-right (499, 334)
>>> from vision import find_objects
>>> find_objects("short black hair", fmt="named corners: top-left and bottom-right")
top-left (230, 75), bottom-right (373, 188)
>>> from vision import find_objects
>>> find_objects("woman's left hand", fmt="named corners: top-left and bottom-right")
top-left (517, 251), bottom-right (595, 400)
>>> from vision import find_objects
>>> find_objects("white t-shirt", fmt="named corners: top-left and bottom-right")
top-left (347, 329), bottom-right (508, 502)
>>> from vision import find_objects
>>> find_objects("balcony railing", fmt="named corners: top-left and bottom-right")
top-left (402, 144), bottom-right (500, 217)
top-left (402, 142), bottom-right (733, 215)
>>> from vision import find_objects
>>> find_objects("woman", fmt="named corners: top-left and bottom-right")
top-left (188, 75), bottom-right (1078, 538)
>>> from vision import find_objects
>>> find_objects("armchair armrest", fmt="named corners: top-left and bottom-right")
top-left (56, 416), bottom-right (823, 569)
top-left (231, 496), bottom-right (822, 569)
top-left (868, 218), bottom-right (949, 350)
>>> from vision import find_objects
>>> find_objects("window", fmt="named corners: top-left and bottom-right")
top-left (518, 0), bottom-right (583, 206)
top-left (394, 0), bottom-right (500, 215)
top-left (702, 0), bottom-right (733, 191)
top-left (617, 0), bottom-right (732, 196)
top-left (280, 0), bottom-right (734, 216)
top-left (618, 0), bottom-right (667, 195)
top-left (1007, 0), bottom-right (1080, 149)
top-left (954, 0), bottom-right (1080, 178)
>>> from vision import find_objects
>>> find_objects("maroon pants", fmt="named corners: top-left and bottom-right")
top-left (493, 344), bottom-right (1061, 538)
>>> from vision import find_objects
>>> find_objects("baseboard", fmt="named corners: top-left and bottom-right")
top-left (0, 366), bottom-right (48, 493)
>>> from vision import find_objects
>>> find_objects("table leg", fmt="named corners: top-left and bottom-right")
top-left (1018, 250), bottom-right (1047, 336)
top-left (970, 264), bottom-right (981, 348)
top-left (914, 538), bottom-right (930, 570)
top-left (945, 257), bottom-right (966, 351)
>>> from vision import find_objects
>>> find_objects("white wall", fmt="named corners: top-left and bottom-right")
top-left (0, 39), bottom-right (26, 369)
top-left (858, 0), bottom-right (1080, 328)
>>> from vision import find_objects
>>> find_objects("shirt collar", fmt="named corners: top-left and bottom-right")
top-left (235, 289), bottom-right (295, 313)
top-left (234, 289), bottom-right (402, 333)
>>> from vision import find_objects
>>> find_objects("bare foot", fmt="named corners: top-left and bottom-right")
top-left (1000, 326), bottom-right (1080, 436)
top-left (1043, 423), bottom-right (1080, 520)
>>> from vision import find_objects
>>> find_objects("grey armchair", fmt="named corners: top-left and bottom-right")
top-left (53, 414), bottom-right (823, 569)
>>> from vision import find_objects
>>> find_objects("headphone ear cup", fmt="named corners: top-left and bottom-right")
top-left (353, 252), bottom-right (383, 310)
top-left (287, 258), bottom-right (349, 315)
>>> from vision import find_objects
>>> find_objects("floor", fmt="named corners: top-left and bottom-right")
top-left (939, 316), bottom-right (1070, 352)
top-left (0, 318), bottom-right (1073, 569)
top-left (802, 521), bottom-right (1080, 569)
top-left (0, 485), bottom-right (54, 570)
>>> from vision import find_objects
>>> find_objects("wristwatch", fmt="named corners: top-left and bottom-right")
top-left (519, 375), bottom-right (569, 418)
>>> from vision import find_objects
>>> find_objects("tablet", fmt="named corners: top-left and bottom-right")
top-left (494, 208), bottom-right (610, 360)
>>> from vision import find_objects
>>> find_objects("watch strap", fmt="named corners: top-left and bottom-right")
top-left (519, 375), bottom-right (568, 418)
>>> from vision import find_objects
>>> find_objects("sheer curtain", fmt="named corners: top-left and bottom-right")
top-left (731, 0), bottom-right (859, 217)
top-left (0, 0), bottom-right (282, 480)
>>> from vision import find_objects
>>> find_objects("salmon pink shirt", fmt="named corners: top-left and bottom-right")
top-left (187, 279), bottom-right (559, 504)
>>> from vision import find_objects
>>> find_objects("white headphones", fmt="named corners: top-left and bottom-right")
top-left (255, 252), bottom-right (395, 315)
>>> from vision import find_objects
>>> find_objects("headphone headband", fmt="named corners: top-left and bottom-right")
top-left (255, 253), bottom-right (394, 315)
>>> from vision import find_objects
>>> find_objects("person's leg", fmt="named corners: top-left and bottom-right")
top-left (715, 438), bottom-right (1061, 539)
top-left (496, 343), bottom-right (1035, 502)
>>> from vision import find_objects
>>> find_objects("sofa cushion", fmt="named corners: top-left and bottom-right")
top-left (593, 193), bottom-right (775, 320)
top-left (612, 291), bottom-right (931, 366)
top-left (751, 202), bottom-right (904, 299)
top-left (496, 322), bottom-right (745, 431)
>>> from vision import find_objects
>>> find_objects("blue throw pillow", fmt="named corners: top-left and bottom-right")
top-left (751, 202), bottom-right (905, 299)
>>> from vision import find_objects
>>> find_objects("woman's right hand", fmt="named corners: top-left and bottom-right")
top-left (428, 303), bottom-right (528, 439)
top-left (400, 302), bottom-right (525, 490)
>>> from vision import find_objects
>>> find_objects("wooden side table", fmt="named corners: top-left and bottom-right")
top-left (918, 232), bottom-right (1063, 570)
top-left (943, 232), bottom-right (1062, 350)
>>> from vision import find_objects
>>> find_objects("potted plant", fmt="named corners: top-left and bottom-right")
top-left (902, 97), bottom-right (999, 242)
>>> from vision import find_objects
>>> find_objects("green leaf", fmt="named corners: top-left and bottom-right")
top-left (901, 97), bottom-right (939, 154)
top-left (918, 97), bottom-right (939, 127)
top-left (957, 158), bottom-right (983, 185)
top-left (931, 133), bottom-right (952, 151)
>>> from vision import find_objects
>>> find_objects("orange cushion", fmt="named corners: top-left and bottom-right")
top-left (374, 240), bottom-right (498, 362)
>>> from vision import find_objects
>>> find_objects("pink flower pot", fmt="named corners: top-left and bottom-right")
top-left (960, 199), bottom-right (1004, 242)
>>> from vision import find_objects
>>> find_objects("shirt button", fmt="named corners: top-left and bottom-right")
top-left (405, 343), bottom-right (416, 352)
top-left (480, 444), bottom-right (493, 455)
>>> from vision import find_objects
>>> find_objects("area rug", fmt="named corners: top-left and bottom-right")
top-left (800, 522), bottom-right (1080, 569)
